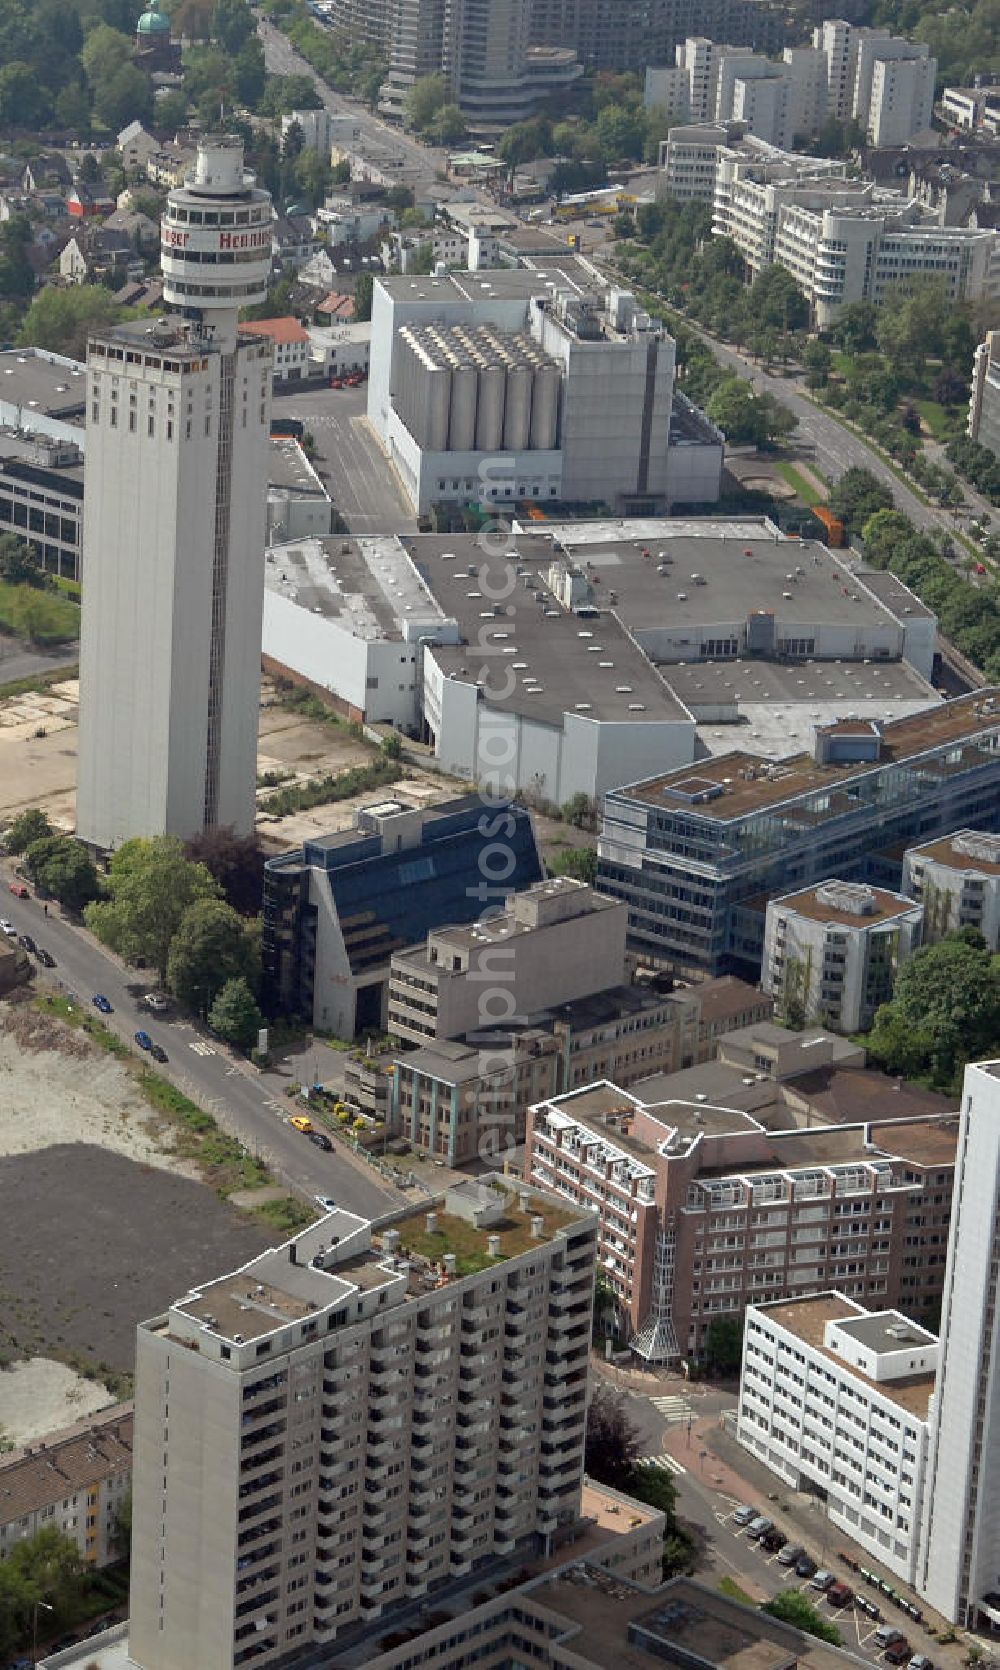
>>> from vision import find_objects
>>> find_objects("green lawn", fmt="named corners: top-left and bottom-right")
top-left (0, 581), bottom-right (79, 645)
top-left (774, 460), bottom-right (826, 508)
top-left (915, 400), bottom-right (962, 442)
top-left (717, 1576), bottom-right (757, 1605)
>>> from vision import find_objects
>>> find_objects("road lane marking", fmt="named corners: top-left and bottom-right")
top-left (650, 1395), bottom-right (694, 1422)
top-left (189, 1041), bottom-right (215, 1056)
top-left (637, 1454), bottom-right (686, 1476)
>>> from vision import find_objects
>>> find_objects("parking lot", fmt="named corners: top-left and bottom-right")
top-left (717, 1498), bottom-right (948, 1668)
top-left (278, 383), bottom-right (419, 537)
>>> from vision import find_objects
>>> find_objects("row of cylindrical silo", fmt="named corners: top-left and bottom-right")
top-left (393, 323), bottom-right (561, 455)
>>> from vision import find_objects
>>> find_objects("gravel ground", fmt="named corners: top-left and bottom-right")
top-left (0, 999), bottom-right (196, 1176)
top-left (0, 1358), bottom-right (115, 1448)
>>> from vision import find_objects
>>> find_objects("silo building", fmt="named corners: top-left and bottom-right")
top-left (76, 137), bottom-right (274, 849)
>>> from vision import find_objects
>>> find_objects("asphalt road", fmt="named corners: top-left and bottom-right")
top-left (258, 18), bottom-right (445, 190)
top-left (0, 865), bottom-right (396, 1221)
top-left (0, 638), bottom-right (78, 687)
top-left (282, 383), bottom-right (419, 536)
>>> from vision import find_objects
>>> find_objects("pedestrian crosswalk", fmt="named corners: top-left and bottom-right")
top-left (650, 1395), bottom-right (694, 1423)
top-left (638, 1453), bottom-right (686, 1477)
top-left (189, 1041), bottom-right (215, 1057)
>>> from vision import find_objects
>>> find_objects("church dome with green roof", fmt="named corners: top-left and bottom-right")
top-left (136, 2), bottom-right (171, 35)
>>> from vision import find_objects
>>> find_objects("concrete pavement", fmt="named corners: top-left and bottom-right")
top-left (283, 384), bottom-right (418, 536)
top-left (0, 865), bottom-right (396, 1221)
top-left (0, 638), bottom-right (77, 688)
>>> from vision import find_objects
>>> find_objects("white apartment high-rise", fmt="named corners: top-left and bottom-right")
top-left (918, 1062), bottom-right (1000, 1627)
top-left (76, 137), bottom-right (273, 849)
top-left (127, 1180), bottom-right (597, 1670)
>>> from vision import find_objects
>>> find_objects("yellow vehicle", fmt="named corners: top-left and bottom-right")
top-left (290, 1114), bottom-right (314, 1134)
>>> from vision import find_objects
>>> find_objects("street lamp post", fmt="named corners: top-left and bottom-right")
top-left (33, 1599), bottom-right (54, 1660)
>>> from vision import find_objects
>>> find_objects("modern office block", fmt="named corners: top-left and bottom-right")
top-left (388, 878), bottom-right (626, 1045)
top-left (739, 1295), bottom-right (936, 1586)
top-left (903, 829), bottom-right (1000, 949)
top-left (76, 137), bottom-right (272, 848)
top-left (127, 1179), bottom-right (597, 1670)
top-left (763, 880), bottom-right (923, 1033)
top-left (597, 691), bottom-right (1000, 980)
top-left (261, 795), bottom-right (544, 1037)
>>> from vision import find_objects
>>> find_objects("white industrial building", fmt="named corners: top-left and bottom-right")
top-left (261, 517), bottom-right (940, 805)
top-left (739, 1294), bottom-right (936, 1587)
top-left (969, 330), bottom-right (1000, 456)
top-left (77, 137), bottom-right (273, 849)
top-left (367, 267), bottom-right (723, 516)
top-left (903, 830), bottom-right (1000, 949)
top-left (763, 879), bottom-right (924, 1033)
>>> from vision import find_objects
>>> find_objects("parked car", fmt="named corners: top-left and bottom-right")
top-left (858, 1597), bottom-right (881, 1619)
top-left (810, 1570), bottom-right (835, 1592)
top-left (36, 946), bottom-right (56, 966)
top-left (732, 1505), bottom-right (758, 1526)
top-left (0, 918), bottom-right (16, 936)
top-left (746, 1517), bottom-right (773, 1541)
top-left (19, 934), bottom-right (36, 953)
top-left (762, 1529), bottom-right (788, 1553)
top-left (875, 1628), bottom-right (906, 1650)
top-left (907, 1656), bottom-right (933, 1670)
top-left (777, 1544), bottom-right (804, 1567)
top-left (92, 994), bottom-right (113, 1013)
top-left (290, 1114), bottom-right (314, 1134)
top-left (827, 1583), bottom-right (854, 1608)
top-left (330, 376), bottom-right (343, 388)
top-left (149, 1043), bottom-right (168, 1064)
top-left (142, 992), bottom-right (170, 1012)
top-left (795, 1554), bottom-right (818, 1579)
top-left (309, 1132), bottom-right (333, 1152)
top-left (9, 882), bottom-right (28, 898)
top-left (885, 1641), bottom-right (912, 1664)
top-left (314, 1193), bottom-right (337, 1210)
top-left (134, 1030), bottom-right (153, 1051)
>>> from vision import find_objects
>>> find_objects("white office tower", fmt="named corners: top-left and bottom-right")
top-left (919, 1061), bottom-right (1000, 1626)
top-left (127, 1184), bottom-right (597, 1670)
top-left (76, 137), bottom-right (273, 849)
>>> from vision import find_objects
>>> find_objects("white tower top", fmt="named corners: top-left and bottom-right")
top-left (160, 135), bottom-right (272, 351)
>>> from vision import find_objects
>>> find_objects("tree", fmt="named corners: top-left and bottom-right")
top-left (353, 270), bottom-right (374, 322)
top-left (763, 1590), bottom-right (843, 1644)
top-left (705, 378), bottom-right (795, 448)
top-left (0, 60), bottom-right (53, 127)
top-left (826, 301), bottom-right (877, 354)
top-left (77, 151), bottom-right (102, 183)
top-left (5, 808), bottom-right (52, 854)
top-left (209, 975), bottom-right (263, 1049)
top-left (548, 847), bottom-right (598, 884)
top-left (827, 466), bottom-right (894, 536)
top-left (154, 87), bottom-right (188, 133)
top-left (584, 1384), bottom-right (641, 1490)
top-left (405, 72), bottom-right (448, 132)
top-left (933, 366), bottom-right (970, 407)
top-left (0, 217), bottom-right (34, 307)
top-left (749, 263), bottom-right (809, 333)
top-left (84, 835), bottom-right (220, 983)
top-left (79, 22), bottom-right (133, 89)
top-left (166, 897), bottom-right (259, 1011)
top-left (54, 80), bottom-right (92, 134)
top-left (426, 103), bottom-right (467, 146)
top-left (233, 39), bottom-right (266, 108)
top-left (0, 532), bottom-right (44, 586)
top-left (212, 0), bottom-right (254, 54)
top-left (23, 835), bottom-right (100, 910)
top-left (861, 508), bottom-right (916, 563)
top-left (18, 285), bottom-right (126, 361)
top-left (95, 60), bottom-right (153, 128)
top-left (802, 339), bottom-right (832, 388)
top-left (561, 793), bottom-right (596, 829)
top-left (183, 826), bottom-right (265, 915)
top-left (867, 931), bottom-right (1000, 1090)
top-left (704, 1314), bottom-right (743, 1376)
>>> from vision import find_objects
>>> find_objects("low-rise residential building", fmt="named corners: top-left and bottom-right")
top-left (117, 120), bottom-right (159, 173)
top-left (388, 879), bottom-right (627, 1046)
top-left (66, 179), bottom-right (115, 219)
top-left (305, 320), bottom-right (370, 380)
top-left (0, 1404), bottom-right (133, 1569)
top-left (261, 796), bottom-right (543, 1037)
top-left (526, 1074), bottom-right (957, 1362)
top-left (387, 977), bottom-right (770, 1165)
top-left (969, 329), bottom-right (1000, 456)
top-left (763, 880), bottom-right (923, 1032)
top-left (738, 1294), bottom-right (935, 1585)
top-left (59, 229), bottom-right (144, 286)
top-left (902, 829), bottom-right (1000, 948)
top-left (241, 316), bottom-right (312, 384)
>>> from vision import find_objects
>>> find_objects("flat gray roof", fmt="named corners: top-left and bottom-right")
top-left (409, 531), bottom-right (692, 728)
top-left (266, 534), bottom-right (446, 642)
top-left (833, 1311), bottom-right (937, 1352)
top-left (378, 257), bottom-right (604, 307)
top-left (268, 435), bottom-right (329, 494)
top-left (0, 349), bottom-right (87, 420)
